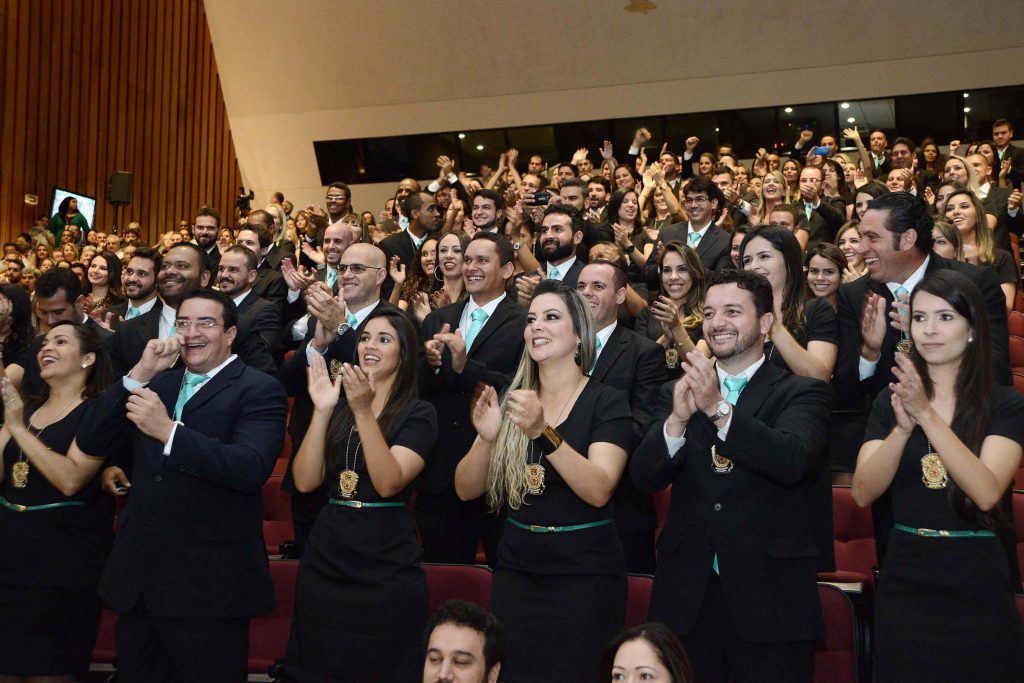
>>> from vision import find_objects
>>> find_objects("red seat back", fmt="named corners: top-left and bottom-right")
top-left (814, 583), bottom-right (859, 683)
top-left (625, 574), bottom-right (653, 627)
top-left (652, 485), bottom-right (671, 541)
top-left (1013, 491), bottom-right (1024, 574)
top-left (248, 560), bottom-right (299, 674)
top-left (1010, 311), bottom-right (1024, 338)
top-left (262, 474), bottom-right (291, 522)
top-left (829, 486), bottom-right (876, 583)
top-left (91, 607), bottom-right (119, 664)
top-left (423, 563), bottom-right (492, 614)
top-left (1011, 335), bottom-right (1024, 369)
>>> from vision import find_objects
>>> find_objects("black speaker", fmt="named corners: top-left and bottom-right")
top-left (108, 171), bottom-right (133, 205)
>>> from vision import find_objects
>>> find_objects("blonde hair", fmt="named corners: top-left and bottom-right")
top-left (943, 155), bottom-right (982, 196)
top-left (756, 170), bottom-right (791, 223)
top-left (486, 282), bottom-right (595, 511)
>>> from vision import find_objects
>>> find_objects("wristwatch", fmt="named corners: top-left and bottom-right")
top-left (623, 244), bottom-right (636, 254)
top-left (707, 400), bottom-right (731, 422)
top-left (513, 241), bottom-right (523, 251)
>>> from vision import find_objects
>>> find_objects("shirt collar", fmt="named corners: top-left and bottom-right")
top-left (190, 354), bottom-right (237, 381)
top-left (131, 296), bottom-right (159, 315)
top-left (715, 354), bottom-right (766, 398)
top-left (231, 290), bottom-right (252, 308)
top-left (467, 292), bottom-right (506, 319)
top-left (688, 221), bottom-right (712, 237)
top-left (547, 255), bottom-right (577, 280)
top-left (346, 299), bottom-right (380, 328)
top-left (887, 254), bottom-right (930, 295)
top-left (595, 321), bottom-right (617, 353)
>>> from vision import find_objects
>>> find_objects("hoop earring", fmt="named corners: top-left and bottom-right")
top-left (434, 265), bottom-right (444, 282)
top-left (574, 341), bottom-right (582, 366)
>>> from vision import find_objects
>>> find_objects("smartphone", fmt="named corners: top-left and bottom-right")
top-left (526, 191), bottom-right (551, 207)
top-left (812, 146), bottom-right (830, 156)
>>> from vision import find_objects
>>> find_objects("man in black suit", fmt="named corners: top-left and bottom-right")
top-left (215, 245), bottom-right (280, 374)
top-left (558, 178), bottom-right (614, 254)
top-left (631, 269), bottom-right (830, 683)
top-left (795, 165), bottom-right (845, 250)
top-left (109, 247), bottom-right (161, 324)
top-left (968, 152), bottom-right (1022, 251)
top-left (76, 289), bottom-right (286, 683)
top-left (7, 268), bottom-right (113, 396)
top-left (994, 118), bottom-right (1024, 189)
top-left (577, 259), bottom-right (665, 573)
top-left (379, 191), bottom-right (440, 298)
top-left (246, 208), bottom-right (295, 271)
top-left (834, 192), bottom-right (1012, 561)
top-left (236, 221), bottom-right (288, 312)
top-left (712, 166), bottom-right (751, 228)
top-left (281, 219), bottom-right (353, 347)
top-left (656, 177), bottom-right (733, 272)
top-left (192, 205), bottom-right (223, 277)
top-left (418, 232), bottom-right (527, 564)
top-left (513, 204), bottom-right (589, 307)
top-left (277, 242), bottom-right (393, 555)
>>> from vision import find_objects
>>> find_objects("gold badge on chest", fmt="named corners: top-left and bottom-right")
top-left (664, 347), bottom-right (679, 368)
top-left (920, 452), bottom-right (948, 490)
top-left (11, 461), bottom-right (29, 488)
top-left (338, 469), bottom-right (359, 498)
top-left (896, 338), bottom-right (914, 356)
top-left (525, 463), bottom-right (546, 496)
top-left (711, 445), bottom-right (733, 474)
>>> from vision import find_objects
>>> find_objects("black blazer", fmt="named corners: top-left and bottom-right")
top-left (203, 244), bottom-right (222, 279)
top-left (76, 358), bottom-right (287, 618)
top-left (418, 296), bottom-right (527, 494)
top-left (631, 362), bottom-right (830, 643)
top-left (234, 290), bottom-right (280, 374)
top-left (798, 196), bottom-right (846, 250)
top-left (1000, 144), bottom-right (1024, 189)
top-left (263, 241), bottom-right (296, 271)
top-left (657, 222), bottom-right (733, 272)
top-left (835, 254), bottom-right (1011, 413)
top-left (380, 229), bottom-right (436, 299)
top-left (544, 258), bottom-right (584, 289)
top-left (981, 185), bottom-right (1023, 252)
top-left (591, 324), bottom-right (666, 534)
top-left (252, 265), bottom-right (288, 312)
top-left (107, 302), bottom-right (163, 377)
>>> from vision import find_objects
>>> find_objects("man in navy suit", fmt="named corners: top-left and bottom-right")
top-left (652, 176), bottom-right (733, 273)
top-left (631, 269), bottom-right (830, 683)
top-left (76, 289), bottom-right (287, 682)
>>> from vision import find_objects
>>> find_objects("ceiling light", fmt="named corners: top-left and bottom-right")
top-left (476, 144), bottom-right (484, 150)
top-left (714, 128), bottom-right (719, 132)
top-left (964, 107), bottom-right (971, 113)
top-left (840, 102), bottom-right (850, 109)
top-left (963, 93), bottom-right (969, 98)
top-left (458, 133), bottom-right (466, 139)
top-left (784, 107), bottom-right (793, 113)
top-left (847, 117), bottom-right (856, 123)
top-left (623, 0), bottom-right (657, 13)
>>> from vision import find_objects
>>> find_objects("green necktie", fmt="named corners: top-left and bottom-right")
top-left (723, 375), bottom-right (748, 404)
top-left (464, 308), bottom-right (488, 350)
top-left (548, 265), bottom-right (560, 280)
top-left (805, 202), bottom-right (814, 220)
top-left (126, 306), bottom-right (141, 319)
top-left (326, 267), bottom-right (337, 288)
top-left (589, 336), bottom-right (603, 373)
top-left (687, 232), bottom-right (701, 247)
top-left (174, 371), bottom-right (210, 420)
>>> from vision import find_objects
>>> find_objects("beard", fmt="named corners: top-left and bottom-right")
top-left (541, 238), bottom-right (574, 263)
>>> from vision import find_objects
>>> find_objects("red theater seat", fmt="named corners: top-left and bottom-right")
top-left (814, 583), bottom-right (859, 683)
top-left (262, 474), bottom-right (294, 555)
top-left (652, 485), bottom-right (671, 541)
top-left (91, 607), bottom-right (119, 665)
top-left (821, 486), bottom-right (876, 586)
top-left (1011, 335), bottom-right (1024, 369)
top-left (248, 560), bottom-right (299, 674)
top-left (625, 574), bottom-right (653, 627)
top-left (1010, 311), bottom-right (1024, 338)
top-left (423, 563), bottom-right (492, 614)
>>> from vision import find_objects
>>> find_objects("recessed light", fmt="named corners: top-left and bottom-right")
top-left (847, 117), bottom-right (856, 123)
top-left (964, 107), bottom-right (971, 113)
top-left (458, 133), bottom-right (466, 139)
top-left (963, 93), bottom-right (969, 98)
top-left (840, 102), bottom-right (850, 109)
top-left (784, 107), bottom-right (793, 113)
top-left (714, 128), bottom-right (719, 132)
top-left (476, 144), bottom-right (484, 150)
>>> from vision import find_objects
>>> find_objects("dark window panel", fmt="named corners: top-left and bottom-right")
top-left (663, 113), bottom-right (718, 158)
top-left (716, 107), bottom-right (777, 158)
top-left (961, 86), bottom-right (1024, 142)
top-left (894, 93), bottom-right (959, 148)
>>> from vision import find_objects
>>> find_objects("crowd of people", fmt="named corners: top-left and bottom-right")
top-left (1, 117), bottom-right (1023, 683)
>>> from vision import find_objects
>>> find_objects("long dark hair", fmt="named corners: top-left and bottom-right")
top-left (57, 196), bottom-right (79, 217)
top-left (739, 225), bottom-right (805, 338)
top-left (909, 271), bottom-right (1001, 529)
top-left (398, 237), bottom-right (437, 303)
top-left (607, 188), bottom-right (643, 236)
top-left (599, 623), bottom-right (694, 683)
top-left (83, 250), bottom-right (124, 301)
top-left (34, 320), bottom-right (113, 401)
top-left (324, 308), bottom-right (420, 471)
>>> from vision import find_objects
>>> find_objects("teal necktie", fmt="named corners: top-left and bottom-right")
top-left (894, 285), bottom-right (909, 300)
top-left (805, 202), bottom-right (814, 220)
top-left (688, 232), bottom-right (701, 247)
top-left (589, 336), bottom-right (603, 373)
top-left (723, 375), bottom-right (749, 404)
top-left (464, 308), bottom-right (488, 350)
top-left (126, 306), bottom-right (141, 319)
top-left (174, 371), bottom-right (210, 420)
top-left (326, 267), bottom-right (337, 287)
top-left (548, 265), bottom-right (560, 280)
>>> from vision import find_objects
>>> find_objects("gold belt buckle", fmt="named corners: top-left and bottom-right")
top-left (528, 524), bottom-right (555, 532)
top-left (916, 527), bottom-right (934, 536)
top-left (12, 503), bottom-right (26, 513)
top-left (348, 501), bottom-right (363, 509)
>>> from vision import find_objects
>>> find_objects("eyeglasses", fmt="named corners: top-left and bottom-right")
top-left (337, 263), bottom-right (383, 275)
top-left (174, 319), bottom-right (223, 331)
top-left (684, 196), bottom-right (710, 205)
top-left (325, 195), bottom-right (349, 202)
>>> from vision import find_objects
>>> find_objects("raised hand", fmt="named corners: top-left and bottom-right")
top-left (131, 335), bottom-right (183, 383)
top-left (299, 242), bottom-right (325, 265)
top-left (612, 222), bottom-right (632, 249)
top-left (515, 271), bottom-right (542, 307)
top-left (685, 136), bottom-right (699, 152)
top-left (471, 384), bottom-right (503, 443)
top-left (651, 296), bottom-right (682, 341)
top-left (859, 292), bottom-right (887, 361)
top-left (424, 322), bottom-right (448, 369)
top-left (890, 353), bottom-right (932, 423)
top-left (667, 376), bottom-right (697, 432)
top-left (633, 127), bottom-right (652, 147)
top-left (282, 258), bottom-right (317, 291)
top-left (1000, 158), bottom-right (1012, 180)
top-left (1, 376), bottom-right (24, 429)
top-left (600, 140), bottom-right (614, 161)
top-left (799, 129), bottom-right (814, 144)
top-left (680, 350), bottom-right (723, 415)
top-left (842, 127), bottom-right (862, 142)
top-left (948, 140), bottom-right (961, 156)
top-left (1008, 189), bottom-right (1022, 212)
top-left (338, 362), bottom-right (374, 414)
top-left (437, 155), bottom-right (455, 178)
top-left (389, 255), bottom-right (407, 286)
top-left (572, 147), bottom-right (589, 165)
top-left (434, 326), bottom-right (468, 374)
top-left (306, 354), bottom-right (342, 412)
top-left (505, 389), bottom-right (546, 439)
top-left (923, 186), bottom-right (936, 207)
top-left (506, 148), bottom-right (519, 166)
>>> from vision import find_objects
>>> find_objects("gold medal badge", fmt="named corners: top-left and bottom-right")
top-left (896, 339), bottom-right (913, 356)
top-left (525, 463), bottom-right (546, 495)
top-left (338, 469), bottom-right (359, 498)
top-left (11, 461), bottom-right (29, 488)
top-left (920, 453), bottom-right (948, 490)
top-left (664, 347), bottom-right (679, 368)
top-left (711, 445), bottom-right (733, 474)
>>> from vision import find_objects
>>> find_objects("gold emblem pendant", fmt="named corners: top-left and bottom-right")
top-left (664, 347), bottom-right (679, 368)
top-left (329, 359), bottom-right (343, 380)
top-left (711, 445), bottom-right (733, 474)
top-left (11, 461), bottom-right (29, 488)
top-left (338, 469), bottom-right (359, 498)
top-left (525, 463), bottom-right (546, 495)
top-left (920, 453), bottom-right (948, 490)
top-left (896, 338), bottom-right (914, 356)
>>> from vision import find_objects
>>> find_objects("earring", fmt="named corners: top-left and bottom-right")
top-left (434, 265), bottom-right (444, 282)
top-left (80, 363), bottom-right (89, 369)
top-left (968, 335), bottom-right (973, 343)
top-left (574, 341), bottom-right (582, 366)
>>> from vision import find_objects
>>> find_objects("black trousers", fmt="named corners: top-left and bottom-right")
top-left (681, 575), bottom-right (815, 683)
top-left (115, 603), bottom-right (249, 683)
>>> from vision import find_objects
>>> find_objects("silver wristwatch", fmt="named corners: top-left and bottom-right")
top-left (707, 400), bottom-right (731, 422)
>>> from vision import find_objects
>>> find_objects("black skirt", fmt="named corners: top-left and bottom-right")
top-left (875, 530), bottom-right (1024, 682)
top-left (0, 584), bottom-right (102, 675)
top-left (490, 567), bottom-right (626, 683)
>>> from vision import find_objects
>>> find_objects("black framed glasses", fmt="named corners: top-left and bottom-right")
top-left (337, 263), bottom-right (383, 275)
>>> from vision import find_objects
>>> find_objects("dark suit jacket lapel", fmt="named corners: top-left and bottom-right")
top-left (180, 358), bottom-right (244, 421)
top-left (734, 360), bottom-right (783, 417)
top-left (697, 226), bottom-right (721, 261)
top-left (236, 291), bottom-right (256, 312)
top-left (467, 296), bottom-right (514, 356)
top-left (591, 325), bottom-right (627, 381)
top-left (137, 305), bottom-right (162, 347)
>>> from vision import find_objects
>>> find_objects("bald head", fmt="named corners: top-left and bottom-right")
top-left (323, 222), bottom-right (355, 266)
top-left (339, 242), bottom-right (386, 309)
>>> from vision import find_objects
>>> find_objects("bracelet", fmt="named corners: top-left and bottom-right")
top-left (532, 424), bottom-right (563, 455)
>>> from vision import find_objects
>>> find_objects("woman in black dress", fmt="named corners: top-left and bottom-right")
top-left (0, 321), bottom-right (112, 681)
top-left (852, 271), bottom-right (1024, 682)
top-left (284, 309), bottom-right (438, 683)
top-left (455, 279), bottom-right (632, 683)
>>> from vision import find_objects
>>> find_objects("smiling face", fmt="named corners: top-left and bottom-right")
top-left (322, 223), bottom-right (353, 266)
top-left (471, 196), bottom-right (499, 230)
top-left (525, 293), bottom-right (578, 365)
top-left (741, 235), bottom-right (786, 294)
top-left (910, 290), bottom-right (971, 368)
top-left (761, 173), bottom-right (783, 201)
top-left (176, 297), bottom-right (236, 374)
top-left (86, 254), bottom-right (109, 288)
top-left (807, 254), bottom-right (841, 300)
top-left (856, 208), bottom-right (919, 283)
top-left (158, 245), bottom-right (208, 305)
top-left (577, 262), bottom-right (625, 329)
top-left (660, 250), bottom-right (693, 303)
top-left (437, 234), bottom-right (464, 279)
top-left (618, 191), bottom-right (639, 223)
top-left (216, 250), bottom-right (256, 297)
top-left (538, 213), bottom-right (580, 263)
top-left (702, 282), bottom-right (771, 364)
top-left (837, 227), bottom-right (863, 267)
top-left (338, 243), bottom-right (386, 309)
top-left (38, 323), bottom-right (94, 383)
top-left (420, 239), bottom-right (438, 274)
top-left (193, 215), bottom-right (218, 250)
top-left (614, 166), bottom-right (635, 190)
top-left (944, 194), bottom-right (978, 235)
top-left (357, 316), bottom-right (402, 381)
top-left (463, 239), bottom-right (509, 300)
top-left (123, 255), bottom-right (158, 301)
top-left (782, 161), bottom-right (800, 184)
